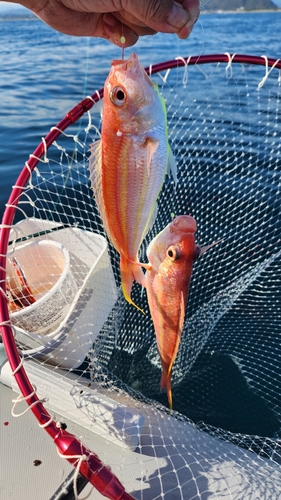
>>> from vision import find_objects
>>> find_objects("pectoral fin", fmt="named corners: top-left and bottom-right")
top-left (199, 239), bottom-right (223, 256)
top-left (145, 138), bottom-right (159, 178)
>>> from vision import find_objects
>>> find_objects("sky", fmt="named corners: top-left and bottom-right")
top-left (0, 2), bottom-right (29, 12)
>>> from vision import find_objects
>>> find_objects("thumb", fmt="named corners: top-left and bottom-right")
top-left (123, 0), bottom-right (200, 37)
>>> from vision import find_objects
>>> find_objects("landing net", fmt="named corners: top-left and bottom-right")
top-left (1, 53), bottom-right (281, 499)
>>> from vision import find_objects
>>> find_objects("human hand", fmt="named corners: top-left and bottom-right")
top-left (10, 0), bottom-right (200, 46)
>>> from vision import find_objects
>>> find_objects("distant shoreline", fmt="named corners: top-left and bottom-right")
top-left (201, 9), bottom-right (281, 13)
top-left (0, 7), bottom-right (281, 21)
top-left (0, 15), bottom-right (36, 20)
top-left (0, 8), bottom-right (280, 21)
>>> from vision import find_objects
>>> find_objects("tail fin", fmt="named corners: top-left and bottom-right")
top-left (120, 255), bottom-right (145, 314)
top-left (160, 368), bottom-right (173, 410)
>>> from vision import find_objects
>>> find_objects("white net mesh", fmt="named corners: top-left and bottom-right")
top-left (2, 55), bottom-right (281, 498)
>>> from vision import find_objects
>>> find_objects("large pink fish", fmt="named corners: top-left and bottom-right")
top-left (141, 215), bottom-right (218, 409)
top-left (89, 53), bottom-right (176, 311)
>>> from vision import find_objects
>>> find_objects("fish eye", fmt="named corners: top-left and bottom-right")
top-left (110, 86), bottom-right (126, 106)
top-left (167, 246), bottom-right (180, 261)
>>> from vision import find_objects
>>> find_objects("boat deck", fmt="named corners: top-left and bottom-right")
top-left (1, 382), bottom-right (131, 500)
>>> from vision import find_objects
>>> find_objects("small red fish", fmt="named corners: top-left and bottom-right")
top-left (141, 215), bottom-right (219, 409)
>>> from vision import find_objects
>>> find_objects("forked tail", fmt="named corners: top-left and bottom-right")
top-left (120, 255), bottom-right (146, 314)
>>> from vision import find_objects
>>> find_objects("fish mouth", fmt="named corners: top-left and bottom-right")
top-left (111, 53), bottom-right (154, 87)
top-left (171, 215), bottom-right (197, 233)
top-left (111, 52), bottom-right (139, 68)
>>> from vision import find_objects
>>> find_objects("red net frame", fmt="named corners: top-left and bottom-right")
top-left (1, 53), bottom-right (281, 499)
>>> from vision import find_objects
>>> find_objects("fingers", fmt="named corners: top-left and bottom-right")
top-left (103, 0), bottom-right (201, 47)
top-left (176, 0), bottom-right (201, 39)
top-left (116, 0), bottom-right (201, 37)
top-left (102, 13), bottom-right (140, 47)
top-left (31, 0), bottom-right (201, 46)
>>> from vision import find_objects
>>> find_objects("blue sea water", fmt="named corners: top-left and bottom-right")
top-left (0, 11), bottom-right (280, 218)
top-left (1, 12), bottom-right (281, 438)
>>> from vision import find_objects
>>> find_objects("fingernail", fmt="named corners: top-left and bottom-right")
top-left (167, 3), bottom-right (189, 29)
top-left (177, 6), bottom-right (200, 39)
top-left (103, 13), bottom-right (117, 27)
top-left (177, 22), bottom-right (193, 39)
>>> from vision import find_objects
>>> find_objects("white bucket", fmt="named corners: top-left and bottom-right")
top-left (7, 239), bottom-right (77, 335)
top-left (7, 219), bottom-right (118, 369)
